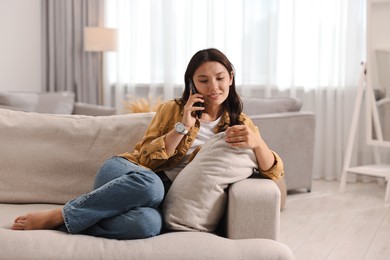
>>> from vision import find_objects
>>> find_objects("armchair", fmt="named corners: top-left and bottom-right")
top-left (242, 97), bottom-right (316, 192)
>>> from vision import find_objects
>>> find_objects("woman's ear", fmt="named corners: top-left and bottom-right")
top-left (229, 71), bottom-right (234, 85)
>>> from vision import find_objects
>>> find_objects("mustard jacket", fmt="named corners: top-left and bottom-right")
top-left (119, 100), bottom-right (284, 181)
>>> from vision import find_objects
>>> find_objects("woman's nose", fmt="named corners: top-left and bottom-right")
top-left (209, 79), bottom-right (218, 90)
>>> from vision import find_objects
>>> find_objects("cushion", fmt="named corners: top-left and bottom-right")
top-left (0, 203), bottom-right (294, 260)
top-left (163, 132), bottom-right (258, 232)
top-left (242, 97), bottom-right (302, 116)
top-left (0, 109), bottom-right (155, 204)
top-left (0, 91), bottom-right (75, 114)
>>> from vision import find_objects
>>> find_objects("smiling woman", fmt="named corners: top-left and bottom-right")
top-left (24, 0), bottom-right (367, 185)
top-left (190, 62), bottom-right (231, 122)
top-left (11, 48), bottom-right (283, 241)
top-left (103, 0), bottom-right (366, 182)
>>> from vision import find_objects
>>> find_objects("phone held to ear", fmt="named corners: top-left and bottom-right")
top-left (189, 79), bottom-right (204, 119)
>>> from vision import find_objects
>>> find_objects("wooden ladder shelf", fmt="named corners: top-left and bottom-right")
top-left (339, 63), bottom-right (390, 204)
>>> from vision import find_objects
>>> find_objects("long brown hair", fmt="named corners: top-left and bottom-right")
top-left (179, 48), bottom-right (243, 126)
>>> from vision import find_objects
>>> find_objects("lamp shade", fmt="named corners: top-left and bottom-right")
top-left (84, 27), bottom-right (118, 52)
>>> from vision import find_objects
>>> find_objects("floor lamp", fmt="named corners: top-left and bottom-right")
top-left (84, 27), bottom-right (118, 106)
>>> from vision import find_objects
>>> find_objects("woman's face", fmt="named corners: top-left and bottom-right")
top-left (192, 61), bottom-right (233, 108)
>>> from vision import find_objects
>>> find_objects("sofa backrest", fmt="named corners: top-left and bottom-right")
top-left (0, 97), bottom-right (301, 204)
top-left (0, 109), bottom-right (154, 204)
top-left (242, 97), bottom-right (302, 116)
top-left (0, 91), bottom-right (75, 114)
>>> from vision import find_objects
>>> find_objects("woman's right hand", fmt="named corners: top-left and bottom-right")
top-left (182, 90), bottom-right (204, 128)
top-left (163, 90), bottom-right (204, 155)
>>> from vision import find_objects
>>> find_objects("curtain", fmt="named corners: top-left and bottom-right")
top-left (41, 0), bottom-right (104, 104)
top-left (104, 0), bottom-right (366, 180)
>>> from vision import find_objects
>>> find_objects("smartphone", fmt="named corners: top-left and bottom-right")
top-left (189, 79), bottom-right (204, 119)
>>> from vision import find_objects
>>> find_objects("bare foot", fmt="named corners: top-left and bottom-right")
top-left (12, 208), bottom-right (64, 230)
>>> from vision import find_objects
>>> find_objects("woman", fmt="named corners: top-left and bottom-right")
top-left (12, 48), bottom-right (283, 240)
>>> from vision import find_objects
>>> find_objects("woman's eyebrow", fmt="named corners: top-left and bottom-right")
top-left (197, 71), bottom-right (226, 78)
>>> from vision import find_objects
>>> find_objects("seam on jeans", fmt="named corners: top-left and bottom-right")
top-left (62, 206), bottom-right (74, 234)
top-left (74, 192), bottom-right (95, 207)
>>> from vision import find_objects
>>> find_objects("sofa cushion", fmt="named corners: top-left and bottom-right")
top-left (163, 132), bottom-right (257, 232)
top-left (0, 203), bottom-right (295, 260)
top-left (0, 91), bottom-right (75, 114)
top-left (242, 97), bottom-right (302, 116)
top-left (0, 109), bottom-right (155, 204)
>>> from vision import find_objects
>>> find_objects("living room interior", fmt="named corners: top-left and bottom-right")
top-left (0, 0), bottom-right (390, 259)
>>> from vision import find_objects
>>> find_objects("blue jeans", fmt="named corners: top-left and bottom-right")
top-left (61, 157), bottom-right (164, 240)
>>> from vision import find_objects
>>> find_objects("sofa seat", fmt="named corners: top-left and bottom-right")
top-left (0, 204), bottom-right (293, 260)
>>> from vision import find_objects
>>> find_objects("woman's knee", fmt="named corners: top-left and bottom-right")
top-left (131, 207), bottom-right (163, 238)
top-left (139, 172), bottom-right (165, 207)
top-left (94, 157), bottom-right (164, 207)
top-left (94, 157), bottom-right (129, 189)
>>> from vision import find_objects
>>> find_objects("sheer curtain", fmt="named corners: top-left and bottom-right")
top-left (104, 0), bottom-right (366, 180)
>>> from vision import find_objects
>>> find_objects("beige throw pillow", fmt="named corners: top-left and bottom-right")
top-left (163, 132), bottom-right (258, 232)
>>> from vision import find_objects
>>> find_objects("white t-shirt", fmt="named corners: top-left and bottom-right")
top-left (164, 117), bottom-right (221, 181)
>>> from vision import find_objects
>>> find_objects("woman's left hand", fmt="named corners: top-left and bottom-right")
top-left (224, 125), bottom-right (261, 149)
top-left (225, 125), bottom-right (276, 172)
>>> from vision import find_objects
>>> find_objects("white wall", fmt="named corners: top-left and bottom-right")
top-left (369, 2), bottom-right (390, 92)
top-left (0, 0), bottom-right (41, 92)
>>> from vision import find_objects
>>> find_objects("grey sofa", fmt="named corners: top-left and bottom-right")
top-left (0, 91), bottom-right (116, 116)
top-left (0, 108), bottom-right (294, 260)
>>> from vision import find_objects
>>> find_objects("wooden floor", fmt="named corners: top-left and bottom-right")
top-left (280, 179), bottom-right (390, 260)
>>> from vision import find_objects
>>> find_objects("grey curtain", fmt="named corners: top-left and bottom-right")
top-left (41, 0), bottom-right (104, 104)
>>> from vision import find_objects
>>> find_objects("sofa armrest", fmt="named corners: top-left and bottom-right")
top-left (73, 102), bottom-right (116, 116)
top-left (250, 112), bottom-right (316, 191)
top-left (227, 178), bottom-right (280, 240)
